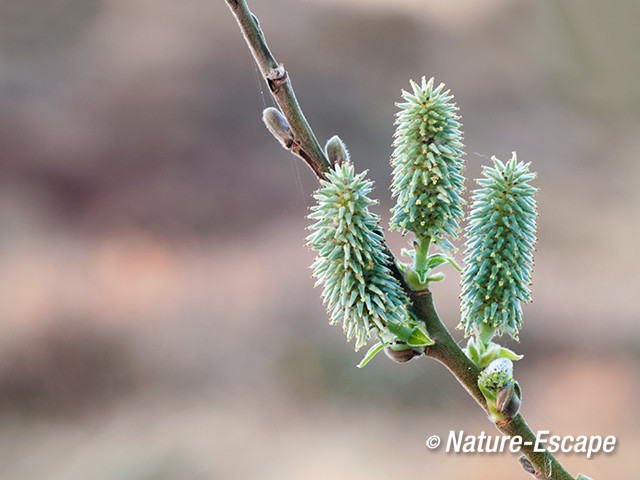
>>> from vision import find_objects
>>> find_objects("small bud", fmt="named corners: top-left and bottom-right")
top-left (518, 455), bottom-right (539, 476)
top-left (262, 107), bottom-right (293, 148)
top-left (496, 383), bottom-right (521, 419)
top-left (325, 135), bottom-right (350, 166)
top-left (384, 345), bottom-right (421, 363)
top-left (478, 358), bottom-right (519, 424)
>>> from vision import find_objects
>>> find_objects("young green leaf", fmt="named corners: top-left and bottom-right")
top-left (357, 342), bottom-right (385, 368)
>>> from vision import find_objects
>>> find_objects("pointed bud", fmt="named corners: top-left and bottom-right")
top-left (325, 135), bottom-right (350, 166)
top-left (262, 107), bottom-right (293, 148)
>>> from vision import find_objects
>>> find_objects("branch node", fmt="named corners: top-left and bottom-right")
top-left (410, 289), bottom-right (431, 298)
top-left (495, 417), bottom-right (514, 427)
top-left (266, 64), bottom-right (286, 80)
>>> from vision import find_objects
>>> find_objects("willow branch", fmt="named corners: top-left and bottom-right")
top-left (413, 292), bottom-right (575, 480)
top-left (226, 2), bottom-right (576, 479)
top-left (225, 0), bottom-right (332, 180)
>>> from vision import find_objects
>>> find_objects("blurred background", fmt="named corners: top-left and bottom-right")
top-left (0, 0), bottom-right (638, 478)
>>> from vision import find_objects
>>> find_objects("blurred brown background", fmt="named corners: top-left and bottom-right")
top-left (0, 0), bottom-right (638, 478)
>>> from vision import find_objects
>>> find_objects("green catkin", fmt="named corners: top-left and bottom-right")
top-left (459, 153), bottom-right (537, 341)
top-left (307, 163), bottom-right (411, 350)
top-left (478, 358), bottom-right (514, 391)
top-left (390, 77), bottom-right (465, 251)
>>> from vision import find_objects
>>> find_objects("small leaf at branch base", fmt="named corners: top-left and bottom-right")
top-left (357, 342), bottom-right (386, 368)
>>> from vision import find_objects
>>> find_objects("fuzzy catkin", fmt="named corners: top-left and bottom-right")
top-left (459, 153), bottom-right (537, 340)
top-left (390, 77), bottom-right (465, 251)
top-left (307, 163), bottom-right (410, 350)
top-left (478, 358), bottom-right (514, 391)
